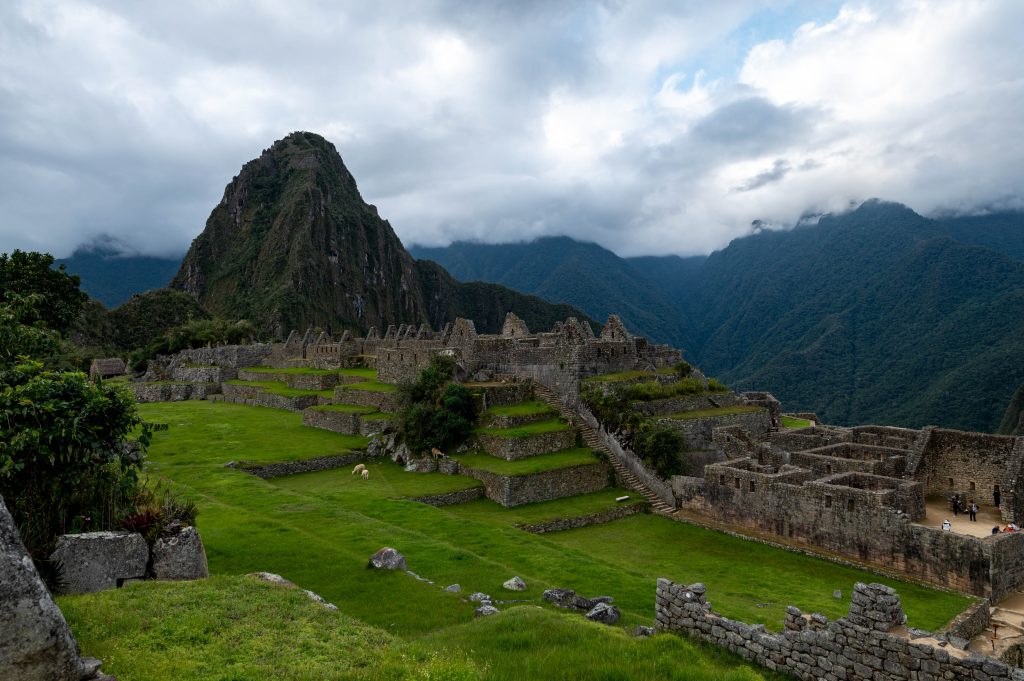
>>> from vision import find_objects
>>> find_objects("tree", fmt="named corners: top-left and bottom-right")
top-left (0, 295), bottom-right (60, 369)
top-left (397, 356), bottom-right (478, 455)
top-left (0, 250), bottom-right (87, 334)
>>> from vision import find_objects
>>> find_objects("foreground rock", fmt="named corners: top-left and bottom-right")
top-left (475, 604), bottom-right (499, 616)
top-left (542, 587), bottom-right (614, 612)
top-left (51, 531), bottom-right (148, 594)
top-left (503, 576), bottom-right (527, 591)
top-left (367, 547), bottom-right (407, 570)
top-left (1, 494), bottom-right (111, 680)
top-left (585, 602), bottom-right (621, 625)
top-left (151, 526), bottom-right (209, 580)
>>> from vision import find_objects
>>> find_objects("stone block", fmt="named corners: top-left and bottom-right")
top-left (51, 531), bottom-right (148, 594)
top-left (151, 526), bottom-right (209, 580)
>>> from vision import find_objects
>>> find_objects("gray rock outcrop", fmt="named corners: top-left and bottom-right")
top-left (51, 531), bottom-right (148, 594)
top-left (0, 495), bottom-right (103, 680)
top-left (502, 576), bottom-right (527, 591)
top-left (151, 526), bottom-right (209, 580)
top-left (585, 602), bottom-right (621, 625)
top-left (367, 547), bottom-right (407, 570)
top-left (475, 604), bottom-right (499, 616)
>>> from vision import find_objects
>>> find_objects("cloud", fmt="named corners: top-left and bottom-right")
top-left (0, 0), bottom-right (1020, 259)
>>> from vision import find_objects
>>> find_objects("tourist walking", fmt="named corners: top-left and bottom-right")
top-left (951, 493), bottom-right (960, 516)
top-left (969, 501), bottom-right (978, 522)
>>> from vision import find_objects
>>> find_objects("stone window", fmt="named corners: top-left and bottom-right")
top-left (847, 499), bottom-right (855, 512)
top-left (749, 480), bottom-right (756, 492)
top-left (948, 477), bottom-right (954, 488)
top-left (826, 464), bottom-right (832, 475)
top-left (970, 481), bottom-right (976, 491)
top-left (825, 495), bottom-right (832, 508)
top-left (734, 477), bottom-right (740, 489)
top-left (719, 475), bottom-right (725, 485)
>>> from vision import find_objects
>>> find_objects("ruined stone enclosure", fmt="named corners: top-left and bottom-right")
top-left (673, 422), bottom-right (1024, 600)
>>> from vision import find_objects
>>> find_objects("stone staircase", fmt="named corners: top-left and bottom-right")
top-left (530, 382), bottom-right (676, 516)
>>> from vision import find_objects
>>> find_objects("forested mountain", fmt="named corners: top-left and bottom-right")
top-left (170, 131), bottom-right (588, 336)
top-left (417, 201), bottom-right (1024, 432)
top-left (56, 244), bottom-right (181, 308)
top-left (411, 237), bottom-right (692, 348)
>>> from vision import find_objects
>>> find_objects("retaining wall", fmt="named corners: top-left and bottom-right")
top-left (476, 428), bottom-right (577, 461)
top-left (409, 487), bottom-right (486, 507)
top-left (460, 462), bottom-right (610, 507)
top-left (331, 387), bottom-right (402, 412)
top-left (517, 502), bottom-right (647, 533)
top-left (235, 453), bottom-right (366, 479)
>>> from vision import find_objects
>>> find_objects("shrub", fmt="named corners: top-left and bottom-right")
top-left (398, 356), bottom-right (478, 455)
top-left (632, 422), bottom-right (688, 478)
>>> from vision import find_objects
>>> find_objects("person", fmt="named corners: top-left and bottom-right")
top-left (993, 526), bottom-right (1002, 535)
top-left (969, 500), bottom-right (978, 522)
top-left (941, 519), bottom-right (952, 531)
top-left (995, 487), bottom-right (1002, 508)
top-left (951, 493), bottom-right (960, 516)
top-left (1010, 523), bottom-right (1019, 532)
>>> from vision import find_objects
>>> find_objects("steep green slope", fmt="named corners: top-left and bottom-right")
top-left (940, 212), bottom-right (1024, 262)
top-left (411, 237), bottom-right (692, 347)
top-left (170, 131), bottom-right (588, 336)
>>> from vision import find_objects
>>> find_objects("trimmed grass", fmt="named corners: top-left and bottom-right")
top-left (664, 405), bottom-right (766, 420)
top-left (342, 381), bottom-right (398, 393)
top-left (308, 403), bottom-right (378, 414)
top-left (483, 400), bottom-right (555, 418)
top-left (273, 466), bottom-right (485, 498)
top-left (58, 576), bottom-right (482, 681)
top-left (782, 415), bottom-right (814, 429)
top-left (240, 365), bottom-right (344, 376)
top-left (225, 379), bottom-right (334, 398)
top-left (455, 448), bottom-right (599, 476)
top-left (476, 417), bottom-right (568, 438)
top-left (89, 400), bottom-right (973, 681)
top-left (445, 488), bottom-right (640, 526)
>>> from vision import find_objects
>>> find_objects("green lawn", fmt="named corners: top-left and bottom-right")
top-left (582, 369), bottom-right (657, 383)
top-left (240, 366), bottom-right (342, 376)
top-left (476, 417), bottom-right (569, 438)
top-left (483, 400), bottom-right (555, 418)
top-left (663, 405), bottom-right (766, 420)
top-left (225, 379), bottom-right (335, 398)
top-left (68, 400), bottom-right (974, 681)
top-left (455, 448), bottom-right (599, 476)
top-left (341, 381), bottom-right (398, 393)
top-left (445, 488), bottom-right (642, 526)
top-left (781, 415), bottom-right (813, 429)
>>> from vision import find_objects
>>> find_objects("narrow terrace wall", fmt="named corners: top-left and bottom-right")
top-left (655, 579), bottom-right (1024, 681)
top-left (460, 462), bottom-right (610, 507)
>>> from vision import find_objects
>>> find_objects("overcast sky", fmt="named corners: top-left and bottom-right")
top-left (1, 0), bottom-right (1021, 259)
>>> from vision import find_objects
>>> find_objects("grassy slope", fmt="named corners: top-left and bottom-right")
top-left (664, 405), bottom-right (764, 420)
top-left (81, 400), bottom-right (972, 681)
top-left (454, 448), bottom-right (598, 475)
top-left (476, 418), bottom-right (569, 437)
top-left (483, 400), bottom-right (554, 418)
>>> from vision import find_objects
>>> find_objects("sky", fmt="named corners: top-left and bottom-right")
top-left (0, 0), bottom-right (1021, 259)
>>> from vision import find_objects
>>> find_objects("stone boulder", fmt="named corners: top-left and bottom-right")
top-left (502, 576), bottom-right (527, 591)
top-left (475, 604), bottom-right (499, 617)
top-left (0, 495), bottom-right (103, 680)
top-left (51, 531), bottom-right (148, 594)
top-left (151, 526), bottom-right (209, 580)
top-left (367, 547), bottom-right (407, 570)
top-left (585, 602), bottom-right (621, 625)
top-left (469, 592), bottom-right (491, 603)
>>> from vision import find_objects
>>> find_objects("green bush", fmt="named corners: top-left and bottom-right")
top-left (0, 361), bottom-right (151, 563)
top-left (632, 422), bottom-right (688, 477)
top-left (398, 356), bottom-right (478, 455)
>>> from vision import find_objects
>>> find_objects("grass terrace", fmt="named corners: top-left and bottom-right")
top-left (664, 405), bottom-right (765, 420)
top-left (240, 365), bottom-right (349, 376)
top-left (455, 447), bottom-right (599, 476)
top-left (445, 488), bottom-right (641, 527)
top-left (307, 403), bottom-right (378, 414)
top-left (342, 380), bottom-right (399, 393)
top-left (62, 400), bottom-right (973, 680)
top-left (476, 417), bottom-right (569, 438)
top-left (483, 400), bottom-right (555, 418)
top-left (782, 415), bottom-right (814, 429)
top-left (582, 369), bottom-right (658, 383)
top-left (224, 379), bottom-right (335, 398)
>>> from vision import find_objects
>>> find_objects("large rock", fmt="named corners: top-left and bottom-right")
top-left (0, 494), bottom-right (96, 680)
top-left (502, 576), bottom-right (527, 591)
top-left (151, 526), bottom-right (209, 580)
top-left (367, 547), bottom-right (407, 570)
top-left (585, 602), bottom-right (621, 625)
top-left (51, 531), bottom-right (148, 594)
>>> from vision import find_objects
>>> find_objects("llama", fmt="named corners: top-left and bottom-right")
top-left (352, 463), bottom-right (366, 475)
top-left (361, 469), bottom-right (370, 480)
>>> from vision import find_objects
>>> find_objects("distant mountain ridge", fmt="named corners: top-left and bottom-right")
top-left (56, 244), bottom-right (182, 308)
top-left (416, 202), bottom-right (1024, 432)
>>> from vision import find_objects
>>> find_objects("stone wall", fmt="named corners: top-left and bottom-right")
top-left (176, 343), bottom-right (273, 368)
top-left (460, 462), bottom-right (610, 507)
top-left (171, 366), bottom-right (237, 382)
top-left (129, 382), bottom-right (219, 403)
top-left (635, 393), bottom-right (739, 417)
top-left (918, 428), bottom-right (1021, 510)
top-left (517, 502), bottom-right (647, 533)
top-left (476, 429), bottom-right (577, 461)
top-left (409, 487), bottom-right (486, 506)
top-left (219, 384), bottom-right (323, 412)
top-left (332, 386), bottom-right (402, 412)
top-left (236, 453), bottom-right (366, 479)
top-left (944, 598), bottom-right (992, 642)
top-left (656, 578), bottom-right (1024, 681)
top-left (302, 407), bottom-right (365, 435)
top-left (471, 382), bottom-right (536, 409)
top-left (660, 409), bottom-right (771, 450)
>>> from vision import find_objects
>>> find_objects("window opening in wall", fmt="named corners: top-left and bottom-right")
top-left (719, 475), bottom-right (725, 485)
top-left (949, 478), bottom-right (954, 488)
top-left (826, 465), bottom-right (832, 475)
top-left (825, 495), bottom-right (832, 508)
top-left (749, 480), bottom-right (756, 492)
top-left (734, 477), bottom-right (740, 489)
top-left (970, 481), bottom-right (976, 491)
top-left (848, 499), bottom-right (855, 512)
